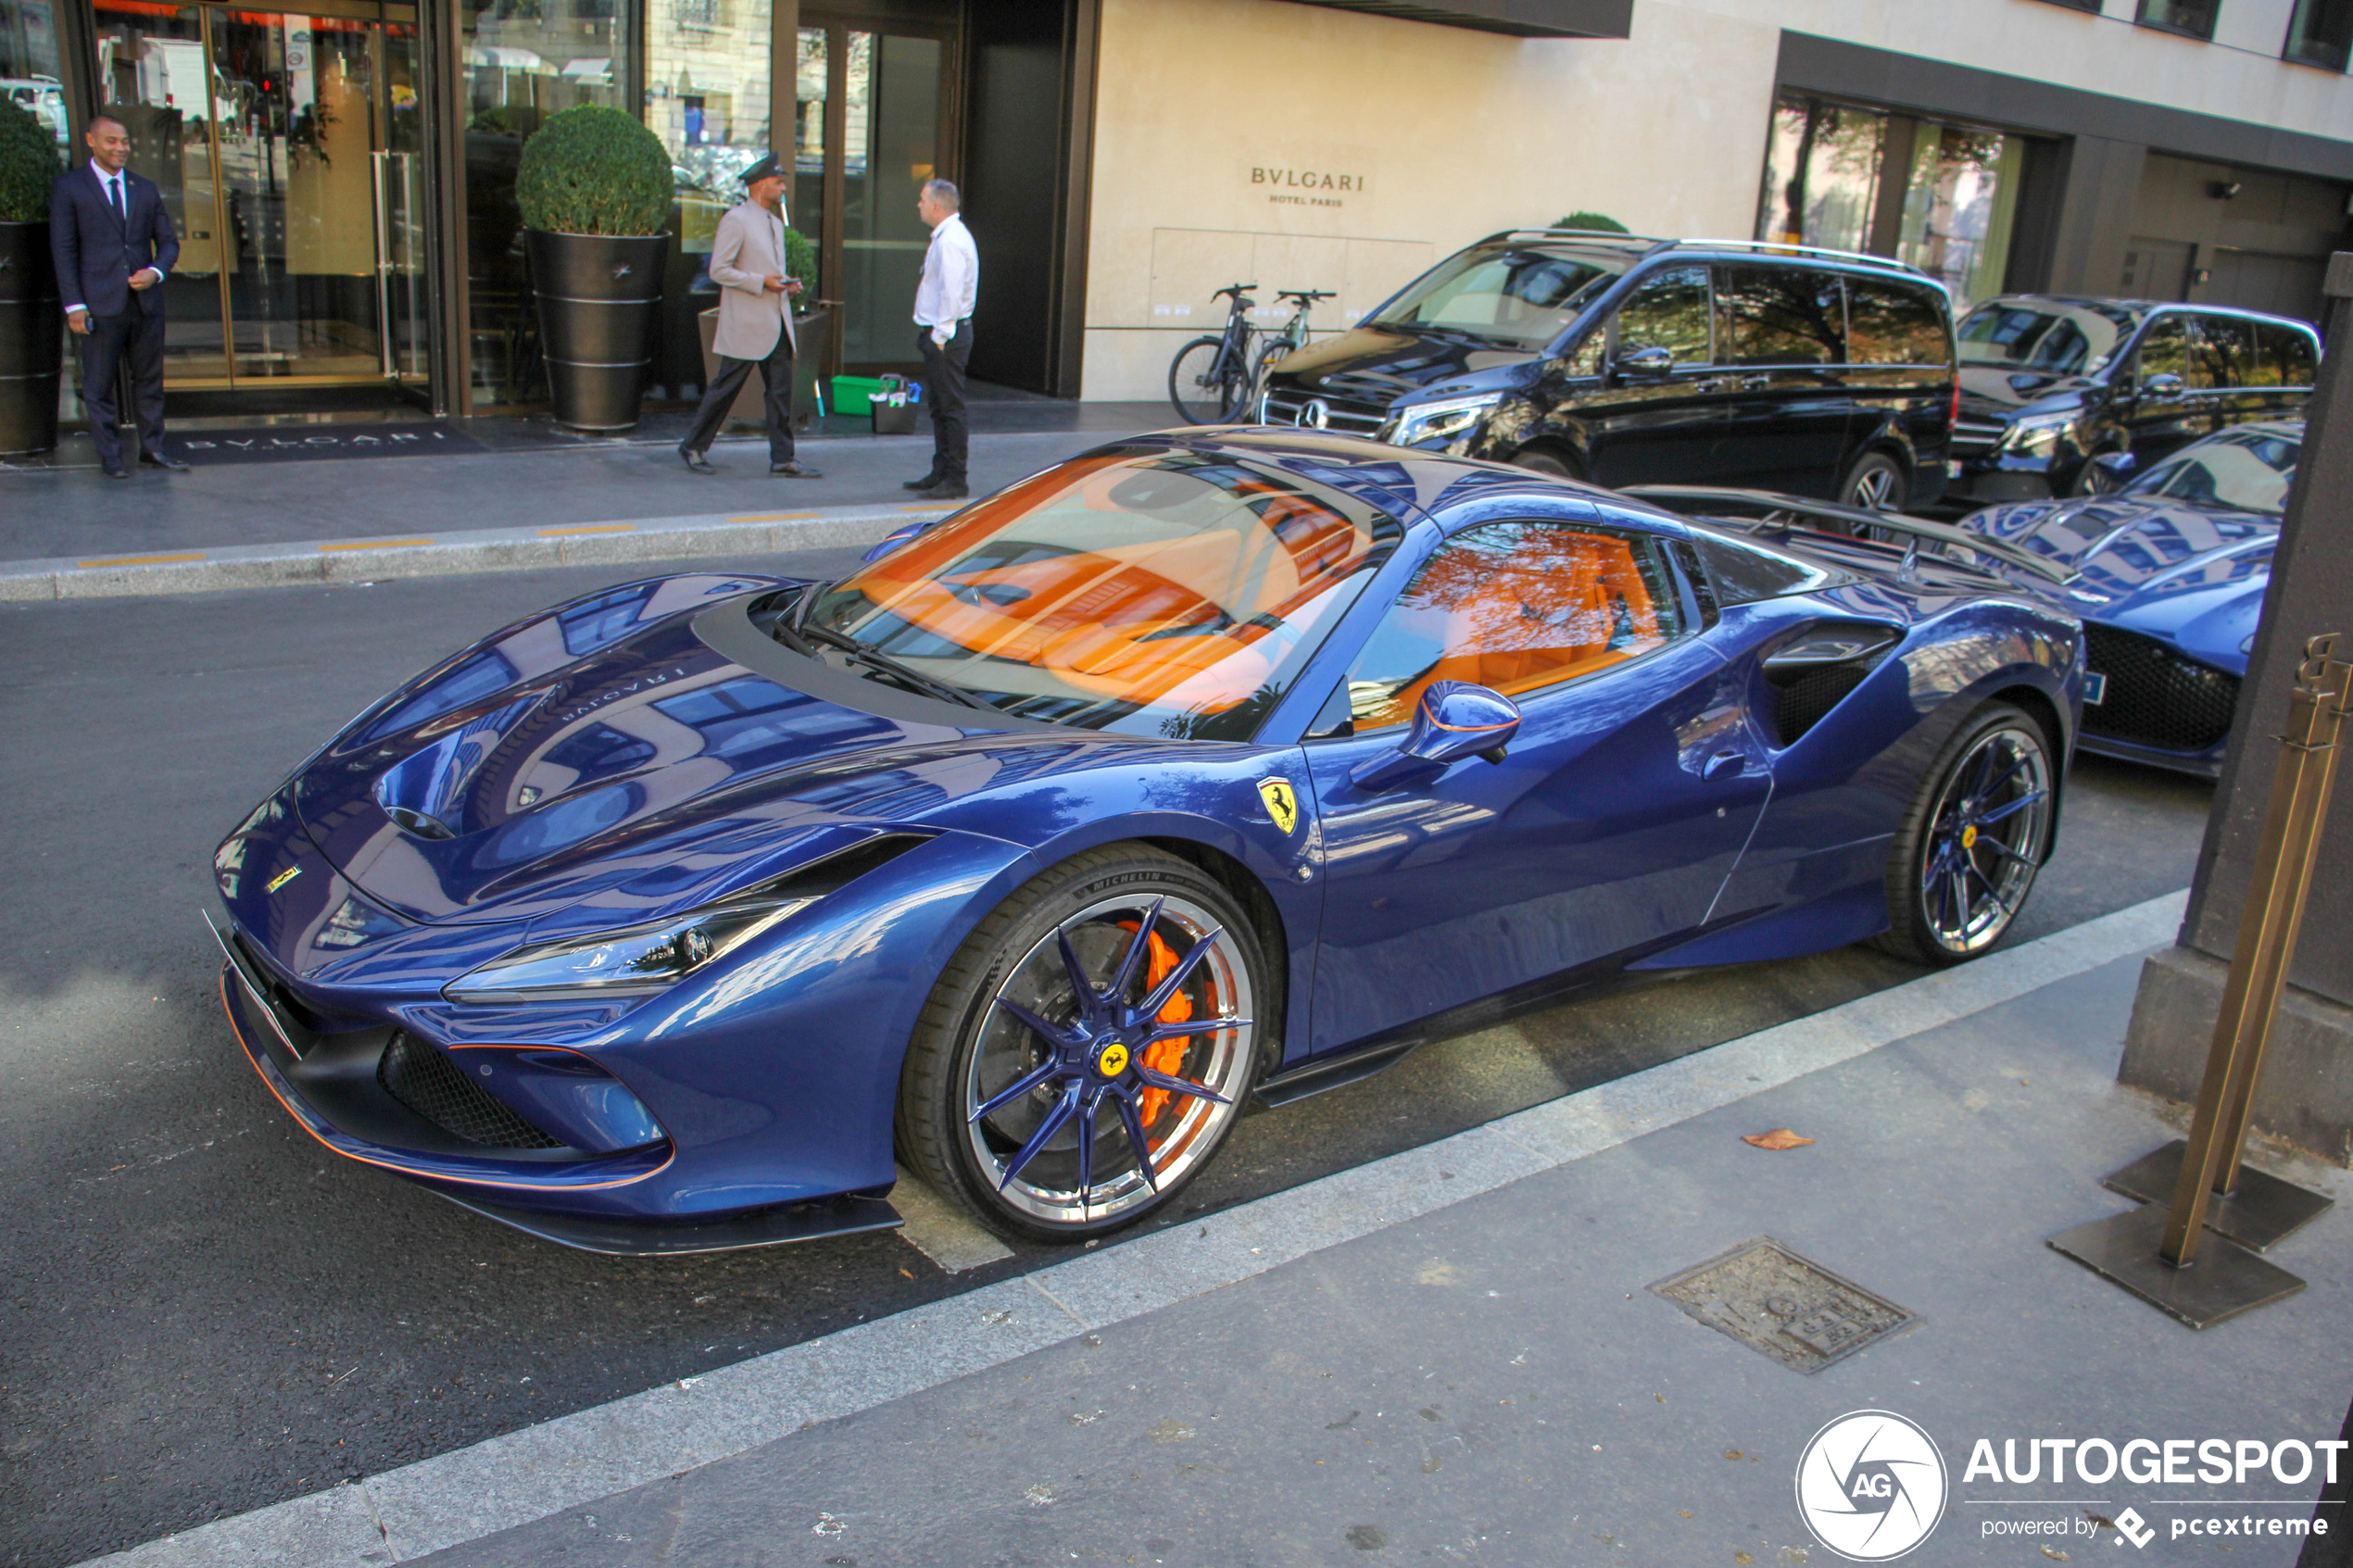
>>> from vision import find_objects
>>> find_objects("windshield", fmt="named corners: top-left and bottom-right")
top-left (1957, 298), bottom-right (2141, 377)
top-left (1368, 245), bottom-right (1626, 350)
top-left (799, 450), bottom-right (1403, 739)
top-left (2122, 428), bottom-right (2298, 515)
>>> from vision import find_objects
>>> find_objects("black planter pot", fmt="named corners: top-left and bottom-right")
top-left (0, 220), bottom-right (63, 458)
top-left (526, 230), bottom-right (667, 432)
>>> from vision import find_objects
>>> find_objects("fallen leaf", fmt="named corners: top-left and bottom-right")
top-left (1725, 1449), bottom-right (1745, 1461)
top-left (1742, 1128), bottom-right (1815, 1150)
top-left (2040, 1549), bottom-right (2070, 1562)
top-left (1736, 1553), bottom-right (1755, 1565)
top-left (1679, 1510), bottom-right (1693, 1518)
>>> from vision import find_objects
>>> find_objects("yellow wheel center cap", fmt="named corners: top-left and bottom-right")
top-left (1961, 825), bottom-right (1980, 849)
top-left (1096, 1041), bottom-right (1130, 1078)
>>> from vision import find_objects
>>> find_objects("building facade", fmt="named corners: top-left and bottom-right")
top-left (4, 0), bottom-right (2348, 417)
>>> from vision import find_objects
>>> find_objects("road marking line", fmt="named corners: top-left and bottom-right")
top-left (890, 1164), bottom-right (1015, 1273)
top-left (319, 538), bottom-right (434, 552)
top-left (71, 891), bottom-right (2188, 1568)
top-left (535, 523), bottom-right (635, 536)
top-left (727, 511), bottom-right (824, 522)
top-left (75, 552), bottom-right (208, 568)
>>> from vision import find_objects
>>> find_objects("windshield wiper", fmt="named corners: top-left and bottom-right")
top-left (799, 621), bottom-right (1001, 714)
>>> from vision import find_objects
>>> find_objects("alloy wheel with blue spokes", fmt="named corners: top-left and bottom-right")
top-left (962, 890), bottom-right (1257, 1228)
top-left (1915, 718), bottom-right (2053, 957)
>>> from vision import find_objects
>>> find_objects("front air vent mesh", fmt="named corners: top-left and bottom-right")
top-left (2082, 624), bottom-right (2240, 755)
top-left (377, 1034), bottom-right (565, 1149)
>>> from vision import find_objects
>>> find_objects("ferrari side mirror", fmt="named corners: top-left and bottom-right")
top-left (1349, 681), bottom-right (1522, 792)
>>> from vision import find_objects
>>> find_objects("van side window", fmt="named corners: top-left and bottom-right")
top-left (1845, 281), bottom-right (1945, 366)
top-left (2190, 317), bottom-right (2256, 389)
top-left (1561, 331), bottom-right (1605, 377)
top-left (1612, 266), bottom-right (1712, 367)
top-left (2137, 317), bottom-right (2199, 387)
top-left (2261, 323), bottom-right (2319, 388)
top-left (1715, 266), bottom-right (1843, 365)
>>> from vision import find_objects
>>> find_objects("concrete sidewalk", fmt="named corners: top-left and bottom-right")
top-left (0, 400), bottom-right (1174, 572)
top-left (82, 894), bottom-right (2353, 1567)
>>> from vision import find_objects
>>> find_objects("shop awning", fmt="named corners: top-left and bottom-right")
top-left (1279, 0), bottom-right (1630, 38)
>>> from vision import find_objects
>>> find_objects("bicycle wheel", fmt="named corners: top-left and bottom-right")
top-left (1168, 336), bottom-right (1247, 424)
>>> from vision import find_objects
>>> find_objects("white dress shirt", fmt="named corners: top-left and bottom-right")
top-left (63, 164), bottom-right (167, 316)
top-left (912, 212), bottom-right (977, 345)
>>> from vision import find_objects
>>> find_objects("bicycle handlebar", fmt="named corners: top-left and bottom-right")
top-left (1213, 283), bottom-right (1259, 301)
top-left (1277, 289), bottom-right (1336, 303)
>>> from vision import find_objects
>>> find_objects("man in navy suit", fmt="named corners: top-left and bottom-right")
top-left (50, 112), bottom-right (186, 478)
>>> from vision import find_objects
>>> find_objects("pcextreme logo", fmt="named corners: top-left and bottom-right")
top-left (1794, 1411), bottom-right (1950, 1561)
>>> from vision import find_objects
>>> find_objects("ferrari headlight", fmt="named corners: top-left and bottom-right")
top-left (1381, 391), bottom-right (1503, 448)
top-left (1999, 409), bottom-right (2077, 459)
top-left (445, 891), bottom-right (819, 1002)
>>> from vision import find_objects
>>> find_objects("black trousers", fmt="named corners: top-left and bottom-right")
top-left (917, 320), bottom-right (972, 482)
top-left (683, 334), bottom-right (797, 463)
top-left (79, 307), bottom-right (167, 468)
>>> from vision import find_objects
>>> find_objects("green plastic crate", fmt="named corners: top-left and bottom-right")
top-left (830, 375), bottom-right (886, 418)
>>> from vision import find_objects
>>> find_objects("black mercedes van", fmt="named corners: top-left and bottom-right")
top-left (1258, 232), bottom-right (1957, 511)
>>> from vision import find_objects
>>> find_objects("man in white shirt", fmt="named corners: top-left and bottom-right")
top-left (906, 178), bottom-right (977, 500)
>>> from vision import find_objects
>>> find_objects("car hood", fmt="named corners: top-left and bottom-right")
top-left (1958, 366), bottom-right (2097, 417)
top-left (287, 576), bottom-right (1120, 928)
top-left (1960, 495), bottom-right (2277, 671)
top-left (1266, 325), bottom-right (1541, 405)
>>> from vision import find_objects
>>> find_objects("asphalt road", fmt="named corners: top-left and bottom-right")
top-left (0, 555), bottom-right (2215, 1568)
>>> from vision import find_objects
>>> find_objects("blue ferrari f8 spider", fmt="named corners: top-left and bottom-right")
top-left (212, 431), bottom-right (2082, 1249)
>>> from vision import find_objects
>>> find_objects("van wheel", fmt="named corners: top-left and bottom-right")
top-left (1841, 450), bottom-right (1907, 511)
top-left (1513, 449), bottom-right (1579, 481)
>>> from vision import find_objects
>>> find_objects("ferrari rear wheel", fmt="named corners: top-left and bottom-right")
top-left (897, 846), bottom-right (1268, 1243)
top-left (1873, 702), bottom-right (2056, 966)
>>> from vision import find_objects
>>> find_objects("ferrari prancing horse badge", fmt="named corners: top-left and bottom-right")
top-left (1257, 777), bottom-right (1300, 835)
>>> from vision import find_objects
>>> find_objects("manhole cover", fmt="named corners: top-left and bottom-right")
top-left (1649, 1237), bottom-right (1917, 1374)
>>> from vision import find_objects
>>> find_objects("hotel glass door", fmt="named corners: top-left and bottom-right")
top-left (91, 0), bottom-right (426, 389)
top-left (797, 10), bottom-right (956, 376)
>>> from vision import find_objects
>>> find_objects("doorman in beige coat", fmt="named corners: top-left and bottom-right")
top-left (677, 155), bottom-right (821, 478)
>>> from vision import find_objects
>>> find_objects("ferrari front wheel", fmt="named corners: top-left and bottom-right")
top-left (897, 846), bottom-right (1267, 1243)
top-left (1873, 702), bottom-right (2056, 966)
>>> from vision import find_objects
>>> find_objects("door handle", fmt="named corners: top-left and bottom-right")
top-left (1704, 751), bottom-right (1747, 782)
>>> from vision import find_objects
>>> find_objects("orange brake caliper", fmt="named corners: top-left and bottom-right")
top-left (1118, 922), bottom-right (1195, 1129)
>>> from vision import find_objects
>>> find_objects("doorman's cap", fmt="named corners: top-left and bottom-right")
top-left (740, 154), bottom-right (784, 185)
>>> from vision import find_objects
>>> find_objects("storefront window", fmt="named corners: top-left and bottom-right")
top-left (2283, 0), bottom-right (2353, 70)
top-left (2137, 0), bottom-right (2220, 38)
top-left (2, 0), bottom-right (68, 147)
top-left (459, 0), bottom-right (631, 407)
top-left (1895, 123), bottom-right (2023, 308)
top-left (1756, 96), bottom-right (1884, 254)
top-left (793, 26), bottom-right (823, 286)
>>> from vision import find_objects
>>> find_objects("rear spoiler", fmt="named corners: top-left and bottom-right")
top-left (1620, 485), bottom-right (2079, 587)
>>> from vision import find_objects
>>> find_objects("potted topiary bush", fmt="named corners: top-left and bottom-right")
top-left (516, 105), bottom-right (673, 432)
top-left (1553, 211), bottom-right (1629, 233)
top-left (0, 99), bottom-right (64, 457)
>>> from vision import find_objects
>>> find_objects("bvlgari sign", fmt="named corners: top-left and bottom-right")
top-left (1251, 166), bottom-right (1364, 208)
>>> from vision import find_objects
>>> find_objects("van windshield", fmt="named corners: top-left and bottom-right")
top-left (1957, 299), bottom-right (2142, 377)
top-left (1368, 245), bottom-right (1625, 351)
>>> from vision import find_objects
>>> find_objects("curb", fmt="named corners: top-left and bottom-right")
top-left (0, 501), bottom-right (957, 603)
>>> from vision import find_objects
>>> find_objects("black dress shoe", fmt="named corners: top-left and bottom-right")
top-left (100, 461), bottom-right (129, 479)
top-left (139, 452), bottom-right (190, 472)
top-left (678, 445), bottom-right (716, 475)
top-left (771, 461), bottom-right (823, 479)
top-left (912, 480), bottom-right (968, 500)
top-left (902, 473), bottom-right (941, 491)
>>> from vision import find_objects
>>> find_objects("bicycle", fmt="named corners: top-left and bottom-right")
top-left (1167, 283), bottom-right (1260, 424)
top-left (1167, 285), bottom-right (1337, 424)
top-left (1250, 288), bottom-right (1334, 408)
